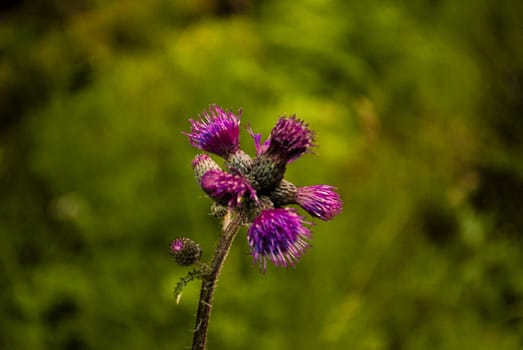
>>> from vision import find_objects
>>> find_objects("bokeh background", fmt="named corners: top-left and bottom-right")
top-left (1, 0), bottom-right (523, 349)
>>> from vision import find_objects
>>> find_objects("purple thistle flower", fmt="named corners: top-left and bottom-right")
top-left (262, 115), bottom-right (315, 163)
top-left (296, 185), bottom-right (343, 221)
top-left (185, 105), bottom-right (241, 158)
top-left (184, 105), bottom-right (342, 274)
top-left (247, 208), bottom-right (312, 270)
top-left (250, 116), bottom-right (315, 191)
top-left (200, 169), bottom-right (258, 208)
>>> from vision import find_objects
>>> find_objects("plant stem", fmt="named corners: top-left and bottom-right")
top-left (191, 209), bottom-right (244, 350)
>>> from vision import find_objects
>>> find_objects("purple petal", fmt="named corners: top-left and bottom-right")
top-left (170, 238), bottom-right (184, 252)
top-left (247, 208), bottom-right (312, 271)
top-left (265, 115), bottom-right (315, 163)
top-left (248, 125), bottom-right (269, 156)
top-left (296, 185), bottom-right (343, 221)
top-left (184, 105), bottom-right (241, 158)
top-left (200, 169), bottom-right (258, 207)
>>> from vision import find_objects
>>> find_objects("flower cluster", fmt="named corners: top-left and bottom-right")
top-left (184, 104), bottom-right (343, 270)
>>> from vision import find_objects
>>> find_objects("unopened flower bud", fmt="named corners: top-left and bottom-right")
top-left (170, 237), bottom-right (202, 266)
top-left (192, 154), bottom-right (221, 184)
top-left (210, 202), bottom-right (228, 219)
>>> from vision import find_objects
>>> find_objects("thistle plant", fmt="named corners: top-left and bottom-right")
top-left (171, 104), bottom-right (343, 350)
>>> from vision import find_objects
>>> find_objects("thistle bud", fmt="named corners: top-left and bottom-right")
top-left (169, 237), bottom-right (202, 266)
top-left (210, 202), bottom-right (228, 219)
top-left (192, 154), bottom-right (221, 184)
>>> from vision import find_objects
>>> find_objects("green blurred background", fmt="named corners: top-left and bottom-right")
top-left (1, 0), bottom-right (523, 349)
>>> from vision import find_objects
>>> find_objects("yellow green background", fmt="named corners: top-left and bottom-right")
top-left (1, 0), bottom-right (523, 349)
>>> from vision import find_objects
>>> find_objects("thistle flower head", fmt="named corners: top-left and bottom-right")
top-left (247, 208), bottom-right (311, 270)
top-left (263, 115), bottom-right (315, 163)
top-left (249, 116), bottom-right (315, 191)
top-left (185, 105), bottom-right (241, 158)
top-left (200, 169), bottom-right (258, 208)
top-left (170, 237), bottom-right (202, 266)
top-left (296, 185), bottom-right (343, 221)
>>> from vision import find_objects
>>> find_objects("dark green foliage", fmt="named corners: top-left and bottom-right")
top-left (1, 0), bottom-right (522, 349)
